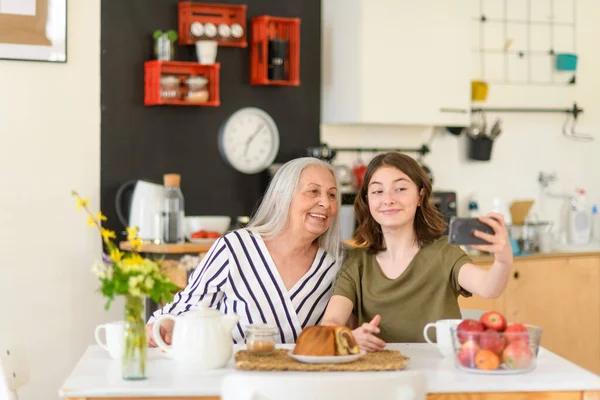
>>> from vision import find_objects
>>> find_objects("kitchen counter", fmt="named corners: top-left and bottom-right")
top-left (59, 344), bottom-right (600, 400)
top-left (471, 250), bottom-right (600, 264)
top-left (119, 241), bottom-right (213, 254)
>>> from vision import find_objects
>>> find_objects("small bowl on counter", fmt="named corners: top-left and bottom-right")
top-left (185, 215), bottom-right (231, 242)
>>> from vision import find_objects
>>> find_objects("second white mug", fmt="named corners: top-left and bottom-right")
top-left (423, 318), bottom-right (462, 358)
top-left (95, 321), bottom-right (125, 360)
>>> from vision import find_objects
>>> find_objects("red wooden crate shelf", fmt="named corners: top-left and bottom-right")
top-left (250, 16), bottom-right (300, 86)
top-left (144, 61), bottom-right (220, 107)
top-left (178, 1), bottom-right (247, 48)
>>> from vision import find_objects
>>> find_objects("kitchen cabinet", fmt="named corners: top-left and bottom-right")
top-left (321, 0), bottom-right (471, 127)
top-left (459, 253), bottom-right (600, 375)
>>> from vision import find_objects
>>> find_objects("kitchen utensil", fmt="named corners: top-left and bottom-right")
top-left (333, 164), bottom-right (352, 187)
top-left (152, 301), bottom-right (239, 370)
top-left (509, 200), bottom-right (534, 226)
top-left (306, 145), bottom-right (337, 162)
top-left (115, 179), bottom-right (166, 241)
top-left (489, 118), bottom-right (502, 139)
top-left (351, 157), bottom-right (367, 190)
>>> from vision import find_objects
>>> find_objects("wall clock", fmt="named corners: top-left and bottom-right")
top-left (218, 107), bottom-right (280, 174)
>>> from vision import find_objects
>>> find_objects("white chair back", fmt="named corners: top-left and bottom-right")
top-left (221, 370), bottom-right (426, 400)
top-left (0, 334), bottom-right (30, 400)
top-left (460, 309), bottom-right (485, 320)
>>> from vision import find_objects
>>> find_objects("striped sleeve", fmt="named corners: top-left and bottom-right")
top-left (148, 237), bottom-right (230, 322)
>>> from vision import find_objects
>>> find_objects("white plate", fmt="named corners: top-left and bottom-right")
top-left (187, 238), bottom-right (218, 244)
top-left (289, 351), bottom-right (366, 365)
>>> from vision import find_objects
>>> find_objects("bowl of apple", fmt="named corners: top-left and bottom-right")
top-left (450, 311), bottom-right (542, 374)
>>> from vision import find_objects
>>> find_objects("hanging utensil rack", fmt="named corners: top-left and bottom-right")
top-left (470, 102), bottom-right (592, 141)
top-left (327, 144), bottom-right (431, 156)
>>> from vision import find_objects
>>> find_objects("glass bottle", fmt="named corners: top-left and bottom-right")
top-left (162, 173), bottom-right (185, 244)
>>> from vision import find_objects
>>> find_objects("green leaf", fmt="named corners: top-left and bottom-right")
top-left (152, 29), bottom-right (163, 39)
top-left (166, 29), bottom-right (178, 42)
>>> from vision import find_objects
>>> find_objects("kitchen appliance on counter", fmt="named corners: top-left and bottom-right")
top-left (340, 192), bottom-right (357, 242)
top-left (431, 191), bottom-right (457, 232)
top-left (115, 179), bottom-right (166, 241)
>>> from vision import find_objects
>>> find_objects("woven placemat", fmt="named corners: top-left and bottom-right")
top-left (235, 349), bottom-right (409, 372)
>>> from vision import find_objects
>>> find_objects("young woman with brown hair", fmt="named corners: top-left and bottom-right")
top-left (321, 152), bottom-right (513, 351)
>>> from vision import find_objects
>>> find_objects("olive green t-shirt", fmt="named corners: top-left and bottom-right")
top-left (332, 236), bottom-right (472, 343)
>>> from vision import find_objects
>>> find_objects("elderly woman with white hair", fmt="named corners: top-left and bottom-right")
top-left (146, 157), bottom-right (341, 345)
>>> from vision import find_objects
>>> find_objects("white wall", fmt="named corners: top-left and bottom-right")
top-left (0, 1), bottom-right (121, 399)
top-left (322, 0), bottom-right (600, 241)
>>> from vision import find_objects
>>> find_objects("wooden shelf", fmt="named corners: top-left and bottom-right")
top-left (178, 1), bottom-right (247, 48)
top-left (119, 241), bottom-right (213, 254)
top-left (144, 61), bottom-right (220, 106)
top-left (250, 16), bottom-right (300, 86)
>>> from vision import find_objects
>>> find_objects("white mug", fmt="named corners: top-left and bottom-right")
top-left (423, 319), bottom-right (461, 358)
top-left (95, 321), bottom-right (125, 359)
top-left (195, 40), bottom-right (218, 65)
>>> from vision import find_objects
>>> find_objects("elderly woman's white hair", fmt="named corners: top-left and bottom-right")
top-left (247, 157), bottom-right (341, 259)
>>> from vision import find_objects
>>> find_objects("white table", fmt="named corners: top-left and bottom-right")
top-left (59, 344), bottom-right (600, 400)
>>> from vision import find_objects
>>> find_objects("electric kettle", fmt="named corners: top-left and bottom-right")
top-left (115, 179), bottom-right (165, 241)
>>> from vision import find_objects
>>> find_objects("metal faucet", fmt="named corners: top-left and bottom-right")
top-left (538, 171), bottom-right (571, 199)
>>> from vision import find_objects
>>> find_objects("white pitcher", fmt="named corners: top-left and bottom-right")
top-left (153, 302), bottom-right (239, 370)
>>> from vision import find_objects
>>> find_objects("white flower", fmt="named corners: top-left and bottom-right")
top-left (91, 260), bottom-right (113, 280)
top-left (144, 277), bottom-right (155, 290)
top-left (179, 255), bottom-right (201, 271)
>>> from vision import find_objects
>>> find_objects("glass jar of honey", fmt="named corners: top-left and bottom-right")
top-left (245, 324), bottom-right (277, 355)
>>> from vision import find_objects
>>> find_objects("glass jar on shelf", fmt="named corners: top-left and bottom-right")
top-left (160, 75), bottom-right (180, 100)
top-left (245, 324), bottom-right (277, 355)
top-left (184, 75), bottom-right (209, 103)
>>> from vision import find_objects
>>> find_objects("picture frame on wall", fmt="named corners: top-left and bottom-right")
top-left (0, 0), bottom-right (67, 63)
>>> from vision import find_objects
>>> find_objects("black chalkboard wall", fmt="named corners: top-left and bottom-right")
top-left (100, 0), bottom-right (321, 237)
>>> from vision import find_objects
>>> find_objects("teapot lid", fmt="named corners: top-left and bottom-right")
top-left (190, 300), bottom-right (223, 318)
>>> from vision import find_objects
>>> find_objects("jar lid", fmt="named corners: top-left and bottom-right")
top-left (160, 75), bottom-right (179, 84)
top-left (245, 324), bottom-right (278, 336)
top-left (186, 76), bottom-right (208, 86)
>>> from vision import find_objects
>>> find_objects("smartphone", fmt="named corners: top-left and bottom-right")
top-left (448, 217), bottom-right (494, 245)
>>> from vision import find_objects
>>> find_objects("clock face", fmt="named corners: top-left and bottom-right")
top-left (218, 107), bottom-right (280, 174)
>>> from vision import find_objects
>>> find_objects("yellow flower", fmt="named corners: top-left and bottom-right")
top-left (95, 212), bottom-right (107, 222)
top-left (76, 197), bottom-right (89, 211)
top-left (109, 248), bottom-right (123, 262)
top-left (87, 216), bottom-right (96, 227)
top-left (100, 228), bottom-right (116, 242)
top-left (126, 227), bottom-right (138, 241)
top-left (129, 238), bottom-right (143, 252)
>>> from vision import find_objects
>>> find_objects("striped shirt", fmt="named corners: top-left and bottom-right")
top-left (149, 229), bottom-right (339, 344)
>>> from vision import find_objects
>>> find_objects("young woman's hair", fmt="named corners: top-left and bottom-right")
top-left (354, 152), bottom-right (446, 253)
top-left (247, 157), bottom-right (341, 258)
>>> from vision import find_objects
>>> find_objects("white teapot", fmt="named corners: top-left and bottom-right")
top-left (153, 301), bottom-right (239, 370)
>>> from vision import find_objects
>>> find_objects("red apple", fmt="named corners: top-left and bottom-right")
top-left (504, 323), bottom-right (529, 343)
top-left (456, 319), bottom-right (485, 344)
top-left (478, 329), bottom-right (506, 355)
top-left (503, 340), bottom-right (534, 369)
top-left (479, 311), bottom-right (507, 332)
top-left (456, 340), bottom-right (480, 368)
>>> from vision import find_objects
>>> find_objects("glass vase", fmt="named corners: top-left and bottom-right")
top-left (122, 295), bottom-right (147, 380)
